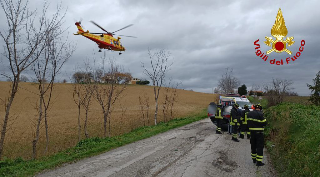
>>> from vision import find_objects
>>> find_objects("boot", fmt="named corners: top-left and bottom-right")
top-left (256, 161), bottom-right (265, 166)
top-left (240, 134), bottom-right (244, 139)
top-left (232, 137), bottom-right (239, 142)
top-left (247, 134), bottom-right (251, 139)
top-left (253, 159), bottom-right (256, 163)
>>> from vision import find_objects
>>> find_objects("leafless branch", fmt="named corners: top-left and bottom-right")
top-left (141, 49), bottom-right (172, 125)
top-left (217, 68), bottom-right (240, 94)
top-left (0, 0), bottom-right (68, 160)
top-left (95, 59), bottom-right (127, 137)
top-left (264, 78), bottom-right (294, 107)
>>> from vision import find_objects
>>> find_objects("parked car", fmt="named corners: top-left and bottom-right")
top-left (207, 98), bottom-right (234, 133)
top-left (208, 96), bottom-right (253, 133)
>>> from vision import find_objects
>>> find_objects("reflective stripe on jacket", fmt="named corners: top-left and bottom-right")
top-left (230, 107), bottom-right (239, 125)
top-left (241, 109), bottom-right (250, 124)
top-left (242, 112), bottom-right (248, 125)
top-left (247, 110), bottom-right (266, 131)
top-left (215, 108), bottom-right (223, 119)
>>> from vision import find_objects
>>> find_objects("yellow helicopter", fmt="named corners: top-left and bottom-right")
top-left (74, 21), bottom-right (135, 55)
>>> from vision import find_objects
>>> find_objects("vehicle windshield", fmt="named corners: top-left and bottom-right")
top-left (237, 101), bottom-right (252, 108)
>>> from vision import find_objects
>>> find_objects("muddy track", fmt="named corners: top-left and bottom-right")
top-left (37, 119), bottom-right (276, 177)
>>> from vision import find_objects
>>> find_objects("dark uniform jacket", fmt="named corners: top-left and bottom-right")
top-left (230, 107), bottom-right (240, 125)
top-left (247, 110), bottom-right (267, 131)
top-left (241, 108), bottom-right (250, 124)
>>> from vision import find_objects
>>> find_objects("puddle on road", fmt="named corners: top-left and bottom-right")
top-left (212, 150), bottom-right (238, 173)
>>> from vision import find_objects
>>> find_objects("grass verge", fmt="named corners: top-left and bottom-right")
top-left (264, 103), bottom-right (320, 176)
top-left (247, 96), bottom-right (268, 108)
top-left (0, 109), bottom-right (207, 177)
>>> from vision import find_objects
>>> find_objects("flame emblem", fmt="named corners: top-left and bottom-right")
top-left (264, 8), bottom-right (295, 55)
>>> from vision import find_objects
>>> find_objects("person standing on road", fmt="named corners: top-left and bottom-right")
top-left (247, 104), bottom-right (267, 166)
top-left (230, 103), bottom-right (240, 142)
top-left (215, 104), bottom-right (223, 134)
top-left (240, 104), bottom-right (251, 139)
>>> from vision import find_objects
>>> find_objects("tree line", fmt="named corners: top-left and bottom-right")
top-left (72, 70), bottom-right (133, 84)
top-left (215, 67), bottom-right (320, 107)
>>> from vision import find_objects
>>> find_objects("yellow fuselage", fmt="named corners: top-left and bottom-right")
top-left (75, 22), bottom-right (125, 51)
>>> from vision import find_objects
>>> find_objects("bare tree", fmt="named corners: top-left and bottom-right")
top-left (81, 84), bottom-right (93, 138)
top-left (73, 71), bottom-right (93, 84)
top-left (213, 87), bottom-right (220, 94)
top-left (264, 78), bottom-right (293, 107)
top-left (95, 69), bottom-right (103, 83)
top-left (0, 0), bottom-right (65, 160)
top-left (73, 83), bottom-right (84, 142)
top-left (162, 80), bottom-right (180, 122)
top-left (139, 95), bottom-right (149, 126)
top-left (82, 64), bottom-right (94, 138)
top-left (72, 62), bottom-right (95, 140)
top-left (169, 82), bottom-right (180, 120)
top-left (31, 4), bottom-right (73, 159)
top-left (119, 103), bottom-right (128, 133)
top-left (142, 49), bottom-right (171, 125)
top-left (95, 60), bottom-right (126, 137)
top-left (162, 92), bottom-right (169, 123)
top-left (217, 68), bottom-right (240, 94)
top-left (138, 95), bottom-right (150, 126)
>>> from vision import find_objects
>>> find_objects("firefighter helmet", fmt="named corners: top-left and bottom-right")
top-left (254, 104), bottom-right (262, 109)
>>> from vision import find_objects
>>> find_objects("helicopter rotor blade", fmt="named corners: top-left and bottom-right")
top-left (118, 35), bottom-right (137, 38)
top-left (112, 24), bottom-right (133, 34)
top-left (90, 21), bottom-right (110, 33)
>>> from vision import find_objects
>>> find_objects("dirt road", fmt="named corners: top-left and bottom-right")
top-left (37, 119), bottom-right (276, 177)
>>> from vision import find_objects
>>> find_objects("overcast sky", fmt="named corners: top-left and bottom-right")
top-left (1, 0), bottom-right (319, 96)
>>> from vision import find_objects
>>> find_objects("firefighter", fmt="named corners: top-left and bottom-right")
top-left (230, 103), bottom-right (240, 142)
top-left (240, 104), bottom-right (251, 139)
top-left (247, 104), bottom-right (267, 166)
top-left (215, 103), bottom-right (223, 134)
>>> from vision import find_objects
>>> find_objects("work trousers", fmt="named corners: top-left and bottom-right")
top-left (240, 123), bottom-right (250, 136)
top-left (210, 117), bottom-right (222, 132)
top-left (232, 123), bottom-right (239, 139)
top-left (210, 117), bottom-right (215, 124)
top-left (216, 118), bottom-right (222, 132)
top-left (250, 131), bottom-right (264, 162)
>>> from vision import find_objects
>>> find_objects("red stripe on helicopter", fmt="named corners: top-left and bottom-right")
top-left (85, 36), bottom-right (124, 51)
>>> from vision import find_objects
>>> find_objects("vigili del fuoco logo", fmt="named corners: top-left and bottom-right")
top-left (254, 8), bottom-right (305, 65)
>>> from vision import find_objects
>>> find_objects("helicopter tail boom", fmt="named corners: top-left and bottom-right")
top-left (75, 22), bottom-right (85, 34)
